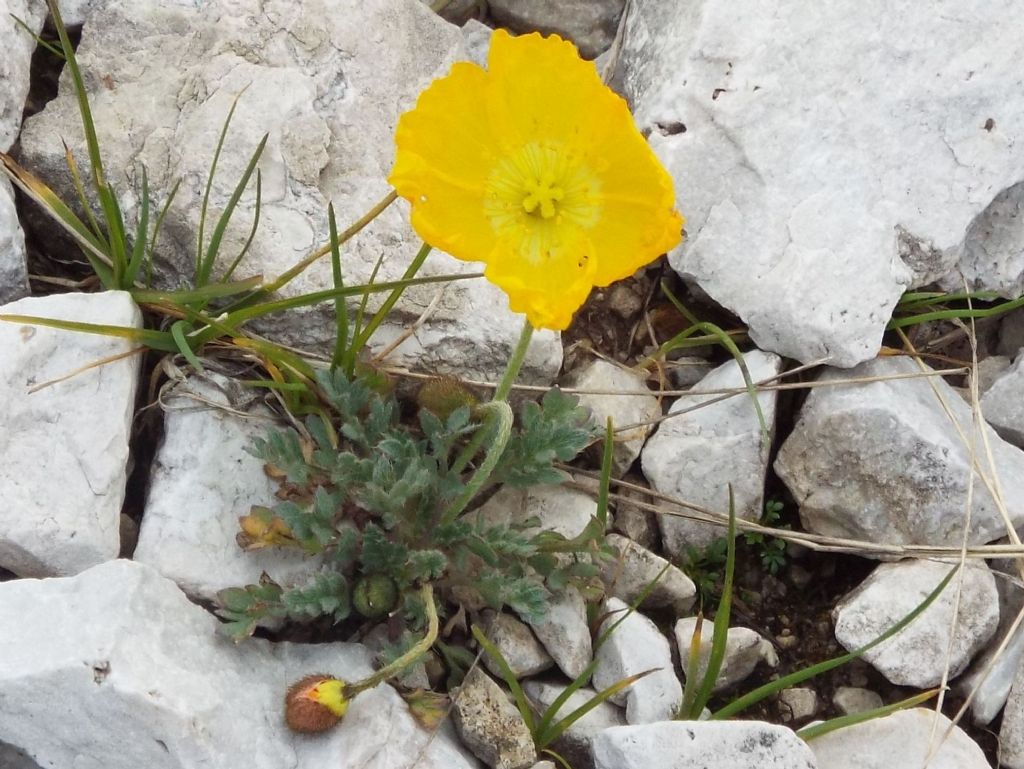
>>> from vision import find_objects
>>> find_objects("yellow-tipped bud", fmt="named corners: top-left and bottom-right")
top-left (284, 674), bottom-right (350, 733)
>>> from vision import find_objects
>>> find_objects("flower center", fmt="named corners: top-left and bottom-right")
top-left (522, 174), bottom-right (565, 219)
top-left (484, 141), bottom-right (601, 261)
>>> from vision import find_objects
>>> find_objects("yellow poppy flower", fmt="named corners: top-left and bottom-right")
top-left (389, 29), bottom-right (684, 331)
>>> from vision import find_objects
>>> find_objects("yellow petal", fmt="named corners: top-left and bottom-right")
top-left (389, 62), bottom-right (498, 261)
top-left (484, 30), bottom-right (614, 154)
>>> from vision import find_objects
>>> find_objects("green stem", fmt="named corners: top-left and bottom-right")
top-left (345, 242), bottom-right (433, 371)
top-left (494, 319), bottom-right (534, 402)
top-left (345, 583), bottom-right (438, 697)
top-left (443, 401), bottom-right (514, 523)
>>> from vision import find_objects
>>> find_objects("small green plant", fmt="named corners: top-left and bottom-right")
top-left (743, 498), bottom-right (790, 575)
top-left (676, 488), bottom-right (956, 736)
top-left (679, 538), bottom-right (728, 607)
top-left (216, 370), bottom-right (612, 640)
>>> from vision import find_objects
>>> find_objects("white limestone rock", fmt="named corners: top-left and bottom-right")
top-left (487, 0), bottom-right (626, 59)
top-left (0, 291), bottom-right (141, 577)
top-left (452, 668), bottom-right (537, 769)
top-left (776, 356), bottom-right (1024, 547)
top-left (944, 182), bottom-right (1024, 298)
top-left (480, 611), bottom-right (554, 679)
top-left (642, 350), bottom-right (782, 556)
top-left (593, 721), bottom-right (817, 769)
top-left (16, 0), bottom-right (562, 386)
top-left (0, 0), bottom-right (45, 149)
top-left (0, 560), bottom-right (479, 769)
top-left (134, 373), bottom-right (315, 601)
top-left (619, 0), bottom-right (1024, 367)
top-left (833, 560), bottom-right (999, 688)
top-left (777, 687), bottom-right (817, 723)
top-left (982, 354), bottom-right (1024, 447)
top-left (0, 178), bottom-right (28, 305)
top-left (957, 577), bottom-right (1024, 726)
top-left (811, 708), bottom-right (989, 769)
top-left (524, 586), bottom-right (592, 680)
top-left (831, 687), bottom-right (883, 716)
top-left (522, 680), bottom-right (625, 769)
top-left (477, 484), bottom-right (600, 541)
top-left (604, 533), bottom-right (696, 614)
top-left (566, 360), bottom-right (660, 475)
top-left (674, 617), bottom-right (778, 692)
top-left (996, 641), bottom-right (1024, 769)
top-left (593, 597), bottom-right (682, 725)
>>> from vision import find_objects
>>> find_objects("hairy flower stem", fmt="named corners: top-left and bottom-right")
top-left (494, 320), bottom-right (534, 402)
top-left (442, 400), bottom-right (514, 523)
top-left (448, 318), bottom-right (533, 478)
top-left (344, 583), bottom-right (438, 698)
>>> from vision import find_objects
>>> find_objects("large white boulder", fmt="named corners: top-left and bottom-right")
top-left (642, 350), bottom-right (781, 556)
top-left (592, 721), bottom-right (817, 769)
top-left (0, 291), bottom-right (141, 576)
top-left (776, 356), bottom-right (1024, 547)
top-left (618, 0), bottom-right (1024, 367)
top-left (0, 559), bottom-right (479, 769)
top-left (134, 373), bottom-right (317, 601)
top-left (833, 560), bottom-right (999, 688)
top-left (810, 708), bottom-right (989, 769)
top-left (16, 0), bottom-right (561, 384)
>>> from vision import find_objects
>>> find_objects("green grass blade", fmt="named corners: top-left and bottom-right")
top-left (712, 565), bottom-right (959, 720)
top-left (347, 242), bottom-right (433, 363)
top-left (221, 169), bottom-right (262, 282)
top-left (535, 668), bottom-right (658, 749)
top-left (887, 295), bottom-right (1024, 329)
top-left (689, 486), bottom-right (737, 716)
top-left (9, 13), bottom-right (64, 58)
top-left (131, 275), bottom-right (263, 305)
top-left (595, 417), bottom-right (614, 531)
top-left (679, 612), bottom-right (705, 718)
top-left (346, 248), bottom-right (387, 375)
top-left (62, 142), bottom-right (107, 247)
top-left (219, 272), bottom-right (478, 328)
top-left (46, 0), bottom-right (129, 285)
top-left (327, 203), bottom-right (349, 371)
top-left (195, 89), bottom-right (247, 284)
top-left (125, 167), bottom-right (151, 286)
top-left (0, 314), bottom-right (178, 351)
top-left (169, 320), bottom-right (204, 371)
top-left (798, 689), bottom-right (939, 742)
top-left (471, 624), bottom-right (536, 733)
top-left (197, 133), bottom-right (268, 287)
top-left (46, 0), bottom-right (105, 188)
top-left (659, 282), bottom-right (769, 444)
top-left (1, 152), bottom-right (115, 286)
top-left (146, 178), bottom-right (182, 287)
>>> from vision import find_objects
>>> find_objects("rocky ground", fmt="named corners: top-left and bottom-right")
top-left (2, 1), bottom-right (1024, 768)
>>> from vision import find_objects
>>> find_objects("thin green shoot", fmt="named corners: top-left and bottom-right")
top-left (681, 484), bottom-right (737, 718)
top-left (595, 417), bottom-right (614, 531)
top-left (9, 13), bottom-right (65, 59)
top-left (222, 169), bottom-right (262, 281)
top-left (195, 86), bottom-right (248, 285)
top-left (327, 203), bottom-right (349, 371)
top-left (711, 565), bottom-right (959, 720)
top-left (798, 688), bottom-right (939, 741)
top-left (653, 282), bottom-right (769, 445)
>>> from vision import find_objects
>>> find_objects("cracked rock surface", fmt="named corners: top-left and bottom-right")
top-left (618, 0), bottom-right (1024, 367)
top-left (18, 0), bottom-right (562, 386)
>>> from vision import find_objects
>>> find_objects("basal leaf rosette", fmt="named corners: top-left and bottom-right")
top-left (389, 30), bottom-right (684, 331)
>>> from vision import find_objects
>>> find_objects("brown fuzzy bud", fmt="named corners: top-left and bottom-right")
top-left (416, 376), bottom-right (478, 419)
top-left (284, 674), bottom-right (349, 733)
